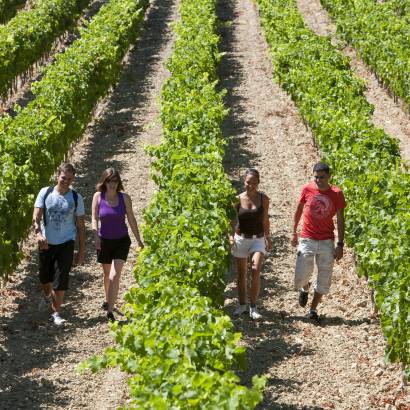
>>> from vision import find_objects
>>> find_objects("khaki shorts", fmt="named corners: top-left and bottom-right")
top-left (231, 234), bottom-right (267, 258)
top-left (294, 238), bottom-right (335, 295)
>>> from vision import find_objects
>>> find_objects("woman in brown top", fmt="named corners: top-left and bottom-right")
top-left (229, 168), bottom-right (271, 319)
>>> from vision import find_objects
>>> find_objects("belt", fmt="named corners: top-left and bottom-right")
top-left (237, 233), bottom-right (264, 239)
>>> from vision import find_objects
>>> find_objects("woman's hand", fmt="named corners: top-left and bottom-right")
top-left (94, 236), bottom-right (101, 251)
top-left (229, 235), bottom-right (235, 249)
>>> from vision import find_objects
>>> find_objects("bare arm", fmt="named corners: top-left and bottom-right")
top-left (228, 197), bottom-right (239, 246)
top-left (75, 216), bottom-right (86, 265)
top-left (91, 192), bottom-right (101, 250)
top-left (335, 208), bottom-right (345, 261)
top-left (32, 207), bottom-right (48, 249)
top-left (263, 194), bottom-right (272, 250)
top-left (291, 202), bottom-right (304, 247)
top-left (124, 194), bottom-right (144, 248)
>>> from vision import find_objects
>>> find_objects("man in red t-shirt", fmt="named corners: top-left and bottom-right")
top-left (291, 162), bottom-right (346, 321)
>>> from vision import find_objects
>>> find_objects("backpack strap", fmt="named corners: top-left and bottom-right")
top-left (43, 186), bottom-right (54, 226)
top-left (43, 187), bottom-right (78, 226)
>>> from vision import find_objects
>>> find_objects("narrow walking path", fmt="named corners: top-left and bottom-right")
top-left (0, 0), bottom-right (178, 408)
top-left (219, 0), bottom-right (406, 408)
top-left (297, 0), bottom-right (410, 166)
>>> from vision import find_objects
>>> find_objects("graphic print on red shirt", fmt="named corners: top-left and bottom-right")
top-left (299, 182), bottom-right (346, 240)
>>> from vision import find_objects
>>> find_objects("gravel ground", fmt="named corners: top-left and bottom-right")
top-left (0, 0), bottom-right (409, 409)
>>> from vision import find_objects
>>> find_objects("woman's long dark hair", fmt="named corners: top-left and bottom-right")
top-left (245, 168), bottom-right (260, 183)
top-left (96, 168), bottom-right (124, 192)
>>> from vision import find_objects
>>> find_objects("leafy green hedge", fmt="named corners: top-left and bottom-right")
top-left (0, 0), bottom-right (91, 98)
top-left (0, 0), bottom-right (149, 278)
top-left (0, 0), bottom-right (26, 24)
top-left (83, 0), bottom-right (265, 407)
top-left (257, 0), bottom-right (409, 374)
top-left (320, 0), bottom-right (410, 105)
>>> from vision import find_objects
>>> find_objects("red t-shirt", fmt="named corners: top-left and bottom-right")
top-left (299, 182), bottom-right (346, 240)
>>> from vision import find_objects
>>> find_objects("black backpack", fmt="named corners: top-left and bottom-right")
top-left (43, 186), bottom-right (78, 226)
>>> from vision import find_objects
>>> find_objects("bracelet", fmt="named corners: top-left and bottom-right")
top-left (337, 241), bottom-right (344, 247)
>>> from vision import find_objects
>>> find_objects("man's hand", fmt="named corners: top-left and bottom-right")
top-left (73, 251), bottom-right (85, 266)
top-left (137, 239), bottom-right (144, 249)
top-left (265, 236), bottom-right (272, 251)
top-left (334, 245), bottom-right (343, 261)
top-left (36, 233), bottom-right (48, 250)
top-left (291, 233), bottom-right (298, 247)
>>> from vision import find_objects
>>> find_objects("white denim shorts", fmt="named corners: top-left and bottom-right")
top-left (231, 234), bottom-right (267, 259)
top-left (294, 238), bottom-right (335, 295)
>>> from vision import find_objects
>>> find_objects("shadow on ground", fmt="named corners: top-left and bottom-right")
top-left (0, 0), bottom-right (173, 408)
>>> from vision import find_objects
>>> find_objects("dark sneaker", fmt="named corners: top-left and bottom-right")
top-left (107, 312), bottom-right (115, 322)
top-left (307, 309), bottom-right (319, 321)
top-left (298, 289), bottom-right (309, 307)
top-left (101, 302), bottom-right (108, 311)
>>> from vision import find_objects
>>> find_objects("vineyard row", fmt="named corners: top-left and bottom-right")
top-left (257, 0), bottom-right (409, 373)
top-left (0, 0), bottom-right (149, 278)
top-left (0, 0), bottom-right (92, 98)
top-left (0, 0), bottom-right (26, 24)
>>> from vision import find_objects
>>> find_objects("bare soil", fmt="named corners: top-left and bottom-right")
top-left (0, 0), bottom-right (409, 409)
top-left (297, 0), bottom-right (410, 166)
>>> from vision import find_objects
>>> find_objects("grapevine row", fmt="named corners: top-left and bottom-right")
top-left (0, 0), bottom-right (149, 278)
top-left (257, 0), bottom-right (409, 373)
top-left (0, 0), bottom-right (91, 98)
top-left (83, 0), bottom-right (266, 406)
top-left (320, 0), bottom-right (410, 107)
top-left (0, 0), bottom-right (26, 24)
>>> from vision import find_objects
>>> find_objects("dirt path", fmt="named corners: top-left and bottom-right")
top-left (218, 0), bottom-right (407, 408)
top-left (297, 0), bottom-right (410, 166)
top-left (0, 0), bottom-right (178, 408)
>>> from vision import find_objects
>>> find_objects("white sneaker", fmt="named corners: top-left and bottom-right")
top-left (249, 306), bottom-right (262, 320)
top-left (233, 304), bottom-right (248, 316)
top-left (49, 312), bottom-right (66, 326)
top-left (38, 295), bottom-right (52, 312)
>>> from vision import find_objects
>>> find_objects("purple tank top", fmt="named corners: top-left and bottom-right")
top-left (98, 192), bottom-right (128, 239)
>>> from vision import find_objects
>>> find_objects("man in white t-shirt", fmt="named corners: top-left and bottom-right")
top-left (32, 163), bottom-right (85, 325)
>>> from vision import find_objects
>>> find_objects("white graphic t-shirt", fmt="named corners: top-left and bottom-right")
top-left (34, 187), bottom-right (85, 245)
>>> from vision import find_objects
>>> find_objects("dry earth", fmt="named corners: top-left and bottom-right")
top-left (0, 0), bottom-right (409, 409)
top-left (296, 0), bottom-right (410, 165)
top-left (219, 0), bottom-right (409, 409)
top-left (0, 0), bottom-right (178, 408)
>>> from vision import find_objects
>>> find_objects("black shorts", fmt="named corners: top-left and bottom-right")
top-left (39, 240), bottom-right (75, 291)
top-left (97, 235), bottom-right (131, 264)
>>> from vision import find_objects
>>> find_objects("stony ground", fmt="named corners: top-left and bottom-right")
top-left (0, 0), bottom-right (409, 409)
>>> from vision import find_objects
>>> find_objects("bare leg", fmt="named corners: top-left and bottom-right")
top-left (310, 291), bottom-right (322, 311)
top-left (51, 290), bottom-right (65, 313)
top-left (102, 263), bottom-right (111, 303)
top-left (107, 259), bottom-right (125, 313)
top-left (41, 283), bottom-right (52, 298)
top-left (250, 252), bottom-right (264, 305)
top-left (236, 258), bottom-right (248, 305)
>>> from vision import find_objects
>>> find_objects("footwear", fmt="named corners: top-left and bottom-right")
top-left (307, 309), bottom-right (319, 321)
top-left (233, 304), bottom-right (248, 316)
top-left (298, 289), bottom-right (309, 307)
top-left (249, 306), bottom-right (262, 320)
top-left (107, 312), bottom-right (115, 322)
top-left (101, 301), bottom-right (108, 311)
top-left (49, 312), bottom-right (66, 326)
top-left (38, 295), bottom-right (53, 312)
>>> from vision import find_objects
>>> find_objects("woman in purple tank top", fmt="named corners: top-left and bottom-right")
top-left (91, 168), bottom-right (144, 322)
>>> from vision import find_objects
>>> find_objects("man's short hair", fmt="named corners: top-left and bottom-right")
top-left (58, 163), bottom-right (76, 176)
top-left (313, 162), bottom-right (330, 174)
